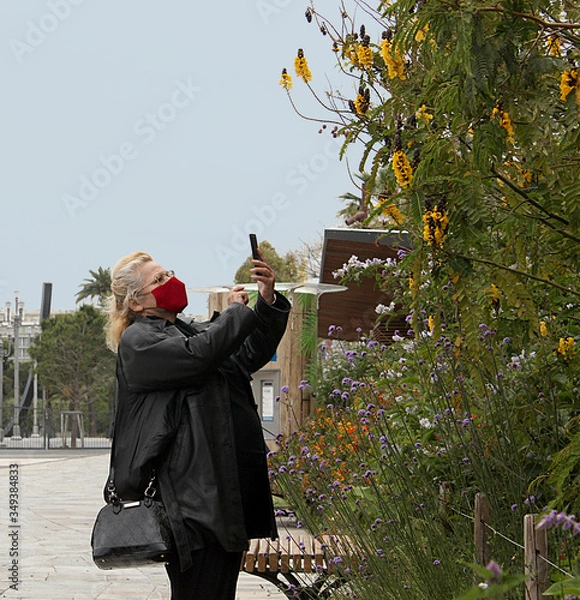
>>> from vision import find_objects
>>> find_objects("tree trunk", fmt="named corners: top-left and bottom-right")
top-left (70, 395), bottom-right (80, 449)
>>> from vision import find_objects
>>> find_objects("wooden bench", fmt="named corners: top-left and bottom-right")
top-left (241, 534), bottom-right (352, 599)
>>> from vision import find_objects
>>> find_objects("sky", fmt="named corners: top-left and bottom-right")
top-left (0, 1), bottom-right (363, 316)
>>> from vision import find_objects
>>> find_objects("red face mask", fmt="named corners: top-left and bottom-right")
top-left (151, 276), bottom-right (188, 314)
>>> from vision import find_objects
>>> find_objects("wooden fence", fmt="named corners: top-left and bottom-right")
top-left (474, 493), bottom-right (549, 600)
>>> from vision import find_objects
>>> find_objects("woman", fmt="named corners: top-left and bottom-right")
top-left (105, 250), bottom-right (290, 599)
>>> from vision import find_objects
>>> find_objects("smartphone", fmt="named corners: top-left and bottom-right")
top-left (249, 233), bottom-right (260, 260)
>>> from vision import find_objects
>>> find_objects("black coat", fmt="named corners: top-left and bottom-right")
top-left (108, 294), bottom-right (291, 571)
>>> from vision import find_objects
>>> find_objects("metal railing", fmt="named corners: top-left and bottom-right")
top-left (0, 406), bottom-right (112, 449)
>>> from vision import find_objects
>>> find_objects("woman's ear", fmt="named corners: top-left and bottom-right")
top-left (128, 297), bottom-right (144, 313)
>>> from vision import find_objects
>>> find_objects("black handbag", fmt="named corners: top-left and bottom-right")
top-left (91, 472), bottom-right (174, 570)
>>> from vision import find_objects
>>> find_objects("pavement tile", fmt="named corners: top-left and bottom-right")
top-left (0, 450), bottom-right (284, 599)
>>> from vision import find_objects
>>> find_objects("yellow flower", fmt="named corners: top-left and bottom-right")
top-left (485, 284), bottom-right (500, 302)
top-left (294, 48), bottom-right (312, 83)
top-left (560, 69), bottom-right (580, 104)
top-left (415, 24), bottom-right (429, 43)
top-left (555, 336), bottom-right (576, 359)
top-left (491, 106), bottom-right (515, 144)
top-left (380, 38), bottom-right (406, 80)
top-left (427, 315), bottom-right (435, 332)
top-left (357, 44), bottom-right (373, 69)
top-left (539, 321), bottom-right (548, 337)
top-left (354, 89), bottom-right (370, 115)
top-left (344, 43), bottom-right (359, 67)
top-left (392, 150), bottom-right (413, 188)
top-left (379, 201), bottom-right (406, 224)
top-left (416, 104), bottom-right (433, 124)
top-left (423, 206), bottom-right (449, 248)
top-left (279, 68), bottom-right (293, 90)
top-left (547, 36), bottom-right (561, 56)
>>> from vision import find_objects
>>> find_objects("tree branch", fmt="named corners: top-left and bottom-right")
top-left (453, 253), bottom-right (580, 298)
top-left (475, 6), bottom-right (580, 30)
top-left (490, 168), bottom-right (570, 227)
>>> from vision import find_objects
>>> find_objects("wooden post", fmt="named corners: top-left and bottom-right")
top-left (524, 514), bottom-right (548, 600)
top-left (474, 493), bottom-right (492, 568)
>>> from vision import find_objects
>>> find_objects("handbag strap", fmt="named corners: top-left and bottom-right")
top-left (107, 363), bottom-right (157, 503)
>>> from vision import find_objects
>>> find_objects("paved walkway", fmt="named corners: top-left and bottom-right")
top-left (0, 450), bottom-right (285, 599)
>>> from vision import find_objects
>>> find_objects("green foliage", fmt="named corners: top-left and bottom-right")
top-left (274, 1), bottom-right (580, 596)
top-left (29, 305), bottom-right (115, 419)
top-left (76, 266), bottom-right (111, 307)
top-left (548, 426), bottom-right (580, 511)
top-left (544, 576), bottom-right (580, 597)
top-left (234, 240), bottom-right (308, 283)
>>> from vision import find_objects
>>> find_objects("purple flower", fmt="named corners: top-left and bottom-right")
top-left (433, 559), bottom-right (441, 566)
top-left (281, 385), bottom-right (289, 394)
top-left (562, 515), bottom-right (577, 530)
top-left (486, 560), bottom-right (502, 583)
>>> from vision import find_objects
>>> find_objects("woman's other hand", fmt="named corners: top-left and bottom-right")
top-left (228, 286), bottom-right (249, 306)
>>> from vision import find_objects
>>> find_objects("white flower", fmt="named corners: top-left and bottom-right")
top-left (419, 418), bottom-right (433, 429)
top-left (375, 301), bottom-right (396, 315)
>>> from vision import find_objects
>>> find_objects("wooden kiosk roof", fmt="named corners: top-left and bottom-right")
top-left (318, 228), bottom-right (412, 342)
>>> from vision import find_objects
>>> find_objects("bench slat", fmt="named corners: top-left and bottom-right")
top-left (289, 536), bottom-right (302, 573)
top-left (301, 534), bottom-right (312, 573)
top-left (268, 539), bottom-right (279, 572)
top-left (244, 538), bottom-right (259, 573)
top-left (257, 538), bottom-right (268, 572)
top-left (280, 538), bottom-right (290, 573)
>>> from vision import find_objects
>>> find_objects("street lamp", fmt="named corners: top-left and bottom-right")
top-left (0, 337), bottom-right (10, 445)
top-left (11, 292), bottom-right (23, 440)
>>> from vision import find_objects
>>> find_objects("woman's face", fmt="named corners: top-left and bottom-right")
top-left (129, 261), bottom-right (177, 321)
top-left (136, 261), bottom-right (174, 297)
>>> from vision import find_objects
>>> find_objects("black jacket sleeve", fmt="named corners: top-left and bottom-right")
top-left (232, 292), bottom-right (291, 374)
top-left (119, 301), bottom-right (257, 391)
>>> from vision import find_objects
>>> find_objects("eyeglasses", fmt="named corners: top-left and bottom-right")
top-left (136, 270), bottom-right (174, 295)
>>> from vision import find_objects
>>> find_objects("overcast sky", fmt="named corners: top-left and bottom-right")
top-left (0, 1), bottom-right (363, 316)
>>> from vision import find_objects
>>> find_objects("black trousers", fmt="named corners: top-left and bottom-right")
top-left (165, 545), bottom-right (243, 600)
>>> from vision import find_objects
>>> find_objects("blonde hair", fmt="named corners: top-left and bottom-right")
top-left (105, 251), bottom-right (153, 352)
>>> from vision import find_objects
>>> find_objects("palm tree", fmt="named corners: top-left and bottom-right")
top-left (76, 267), bottom-right (111, 308)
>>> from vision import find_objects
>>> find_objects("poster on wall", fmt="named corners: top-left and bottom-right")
top-left (261, 381), bottom-right (274, 422)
